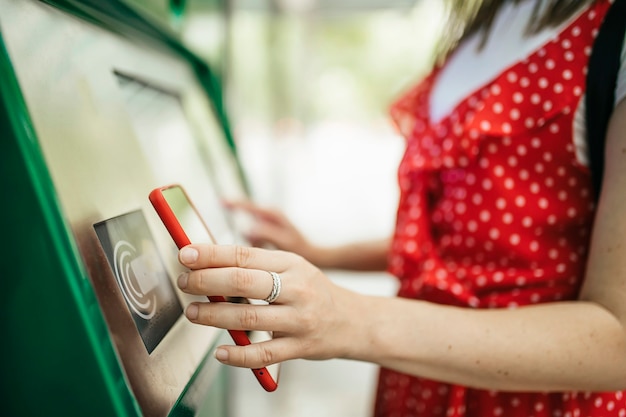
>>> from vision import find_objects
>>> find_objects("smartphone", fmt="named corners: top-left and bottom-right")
top-left (149, 184), bottom-right (279, 392)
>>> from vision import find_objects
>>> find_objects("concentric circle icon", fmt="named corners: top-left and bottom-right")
top-left (113, 240), bottom-right (157, 320)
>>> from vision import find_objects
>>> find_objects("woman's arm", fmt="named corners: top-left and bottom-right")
top-left (178, 242), bottom-right (626, 392)
top-left (177, 101), bottom-right (626, 393)
top-left (310, 238), bottom-right (390, 271)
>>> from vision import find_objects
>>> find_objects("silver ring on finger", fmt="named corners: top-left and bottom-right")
top-left (264, 271), bottom-right (282, 304)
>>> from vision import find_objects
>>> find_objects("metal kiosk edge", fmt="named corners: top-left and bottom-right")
top-left (0, 0), bottom-right (246, 416)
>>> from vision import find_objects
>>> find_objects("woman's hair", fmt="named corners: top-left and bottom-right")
top-left (436, 0), bottom-right (596, 62)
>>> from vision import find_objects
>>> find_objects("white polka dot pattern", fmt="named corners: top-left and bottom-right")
top-left (376, 2), bottom-right (626, 416)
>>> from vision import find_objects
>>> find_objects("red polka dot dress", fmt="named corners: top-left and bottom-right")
top-left (375, 1), bottom-right (626, 416)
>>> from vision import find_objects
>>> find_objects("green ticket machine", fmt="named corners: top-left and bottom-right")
top-left (1, 0), bottom-right (250, 415)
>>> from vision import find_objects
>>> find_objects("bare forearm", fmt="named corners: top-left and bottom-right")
top-left (309, 238), bottom-right (390, 271)
top-left (345, 293), bottom-right (626, 392)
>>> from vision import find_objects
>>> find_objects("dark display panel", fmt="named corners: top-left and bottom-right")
top-left (95, 210), bottom-right (182, 353)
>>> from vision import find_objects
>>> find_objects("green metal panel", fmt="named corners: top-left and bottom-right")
top-left (1, 1), bottom-right (236, 415)
top-left (0, 34), bottom-right (141, 417)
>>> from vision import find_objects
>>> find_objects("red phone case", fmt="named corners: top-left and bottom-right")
top-left (149, 184), bottom-right (278, 392)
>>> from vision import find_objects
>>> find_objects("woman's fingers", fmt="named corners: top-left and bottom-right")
top-left (179, 244), bottom-right (293, 274)
top-left (247, 221), bottom-right (287, 245)
top-left (178, 244), bottom-right (315, 304)
top-left (214, 335), bottom-right (307, 369)
top-left (184, 301), bottom-right (299, 334)
top-left (178, 267), bottom-right (282, 302)
top-left (223, 200), bottom-right (285, 224)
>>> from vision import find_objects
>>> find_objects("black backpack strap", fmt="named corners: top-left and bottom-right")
top-left (585, 0), bottom-right (626, 201)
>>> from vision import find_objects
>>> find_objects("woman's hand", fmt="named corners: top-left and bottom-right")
top-left (224, 200), bottom-right (391, 271)
top-left (176, 243), bottom-right (364, 369)
top-left (223, 200), bottom-right (320, 262)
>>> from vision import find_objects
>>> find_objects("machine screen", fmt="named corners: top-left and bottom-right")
top-left (94, 210), bottom-right (182, 353)
top-left (161, 185), bottom-right (217, 244)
